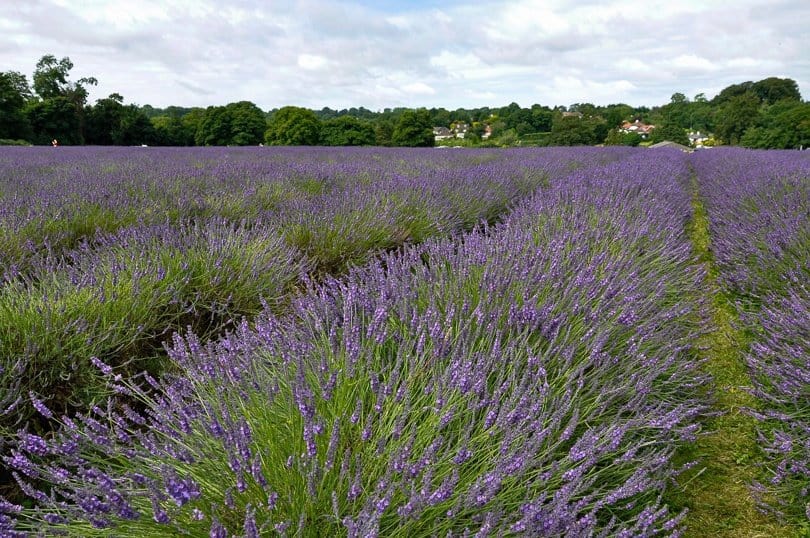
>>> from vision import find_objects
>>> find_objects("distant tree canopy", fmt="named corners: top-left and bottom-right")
top-left (265, 106), bottom-right (321, 146)
top-left (549, 114), bottom-right (607, 146)
top-left (391, 109), bottom-right (434, 147)
top-left (1, 58), bottom-right (807, 149)
top-left (321, 116), bottom-right (376, 146)
top-left (0, 71), bottom-right (33, 140)
top-left (650, 121), bottom-right (690, 146)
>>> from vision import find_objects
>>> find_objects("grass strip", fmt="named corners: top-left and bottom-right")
top-left (671, 174), bottom-right (799, 537)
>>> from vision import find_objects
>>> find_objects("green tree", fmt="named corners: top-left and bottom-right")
top-left (31, 55), bottom-right (97, 143)
top-left (181, 109), bottom-right (206, 145)
top-left (225, 101), bottom-right (266, 145)
top-left (741, 100), bottom-right (810, 149)
top-left (604, 129), bottom-right (642, 146)
top-left (85, 93), bottom-right (124, 145)
top-left (321, 116), bottom-right (376, 146)
top-left (659, 92), bottom-right (691, 129)
top-left (751, 77), bottom-right (801, 105)
top-left (195, 106), bottom-right (232, 146)
top-left (25, 97), bottom-right (80, 145)
top-left (391, 109), bottom-right (434, 147)
top-left (265, 106), bottom-right (321, 145)
top-left (650, 121), bottom-right (690, 146)
top-left (549, 114), bottom-right (606, 146)
top-left (112, 105), bottom-right (156, 145)
top-left (374, 118), bottom-right (395, 146)
top-left (714, 92), bottom-right (760, 144)
top-left (0, 71), bottom-right (33, 140)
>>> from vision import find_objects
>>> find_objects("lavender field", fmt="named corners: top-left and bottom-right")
top-left (0, 146), bottom-right (807, 536)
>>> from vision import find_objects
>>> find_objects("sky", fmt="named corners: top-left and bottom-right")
top-left (1, 0), bottom-right (808, 111)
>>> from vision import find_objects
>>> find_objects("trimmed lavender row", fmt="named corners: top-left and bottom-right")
top-left (0, 148), bottom-right (626, 444)
top-left (693, 147), bottom-right (810, 523)
top-left (0, 146), bottom-right (627, 278)
top-left (0, 219), bottom-right (306, 435)
top-left (3, 149), bottom-right (709, 536)
top-left (746, 280), bottom-right (810, 523)
top-left (692, 148), bottom-right (810, 302)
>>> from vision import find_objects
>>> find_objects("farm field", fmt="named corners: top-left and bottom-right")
top-left (0, 146), bottom-right (807, 536)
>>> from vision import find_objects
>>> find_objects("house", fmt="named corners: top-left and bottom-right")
top-left (433, 126), bottom-right (453, 141)
top-left (688, 131), bottom-right (710, 146)
top-left (451, 122), bottom-right (470, 139)
top-left (562, 111), bottom-right (583, 119)
top-left (619, 119), bottom-right (655, 139)
top-left (649, 141), bottom-right (692, 153)
top-left (482, 125), bottom-right (493, 140)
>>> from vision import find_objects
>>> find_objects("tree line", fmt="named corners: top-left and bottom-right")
top-left (1, 55), bottom-right (808, 149)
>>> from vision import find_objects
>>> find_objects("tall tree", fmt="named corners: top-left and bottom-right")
top-left (195, 106), bottom-right (232, 146)
top-left (714, 92), bottom-right (760, 144)
top-left (0, 71), bottom-right (33, 140)
top-left (391, 109), bottom-right (433, 147)
top-left (25, 97), bottom-right (80, 145)
top-left (225, 101), bottom-right (266, 145)
top-left (321, 116), bottom-right (376, 146)
top-left (85, 93), bottom-right (124, 145)
top-left (264, 106), bottom-right (321, 145)
top-left (31, 55), bottom-right (97, 143)
top-left (751, 77), bottom-right (801, 105)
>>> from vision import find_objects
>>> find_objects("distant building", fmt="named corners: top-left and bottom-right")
top-left (451, 122), bottom-right (470, 139)
top-left (562, 111), bottom-right (583, 119)
top-left (433, 126), bottom-right (453, 141)
top-left (619, 119), bottom-right (655, 139)
top-left (688, 131), bottom-right (710, 146)
top-left (649, 140), bottom-right (692, 152)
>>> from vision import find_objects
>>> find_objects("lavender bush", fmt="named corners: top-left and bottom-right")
top-left (0, 146), bottom-right (619, 497)
top-left (0, 219), bottom-right (306, 432)
top-left (3, 149), bottom-right (709, 536)
top-left (0, 146), bottom-right (614, 279)
top-left (694, 147), bottom-right (810, 523)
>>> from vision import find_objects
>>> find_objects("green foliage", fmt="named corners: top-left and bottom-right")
top-left (265, 106), bottom-right (322, 145)
top-left (321, 116), bottom-right (376, 146)
top-left (751, 77), bottom-right (802, 104)
top-left (25, 97), bottom-right (81, 145)
top-left (374, 118), bottom-right (395, 146)
top-left (740, 100), bottom-right (810, 150)
top-left (549, 115), bottom-right (606, 146)
top-left (650, 121), bottom-right (690, 146)
top-left (85, 93), bottom-right (124, 145)
top-left (714, 92), bottom-right (761, 145)
top-left (150, 115), bottom-right (194, 146)
top-left (112, 105), bottom-right (156, 146)
top-left (195, 106), bottom-right (232, 146)
top-left (225, 101), bottom-right (266, 145)
top-left (604, 129), bottom-right (642, 146)
top-left (0, 71), bottom-right (32, 140)
top-left (391, 109), bottom-right (434, 147)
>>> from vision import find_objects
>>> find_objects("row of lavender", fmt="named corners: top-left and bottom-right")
top-left (1, 146), bottom-right (618, 278)
top-left (694, 147), bottom-right (810, 523)
top-left (2, 149), bottom-right (710, 535)
top-left (1, 147), bottom-right (623, 437)
top-left (0, 146), bottom-right (605, 429)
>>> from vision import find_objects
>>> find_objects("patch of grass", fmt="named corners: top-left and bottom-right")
top-left (668, 178), bottom-right (799, 537)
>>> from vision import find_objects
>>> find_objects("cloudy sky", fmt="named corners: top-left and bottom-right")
top-left (2, 0), bottom-right (808, 111)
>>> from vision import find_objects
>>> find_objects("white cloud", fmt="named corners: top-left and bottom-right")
top-left (402, 82), bottom-right (436, 95)
top-left (0, 0), bottom-right (806, 109)
top-left (671, 54), bottom-right (715, 73)
top-left (297, 54), bottom-right (328, 71)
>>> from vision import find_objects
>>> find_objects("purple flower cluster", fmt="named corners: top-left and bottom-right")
top-left (2, 148), bottom-right (708, 535)
top-left (3, 147), bottom-right (617, 432)
top-left (694, 147), bottom-right (810, 523)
